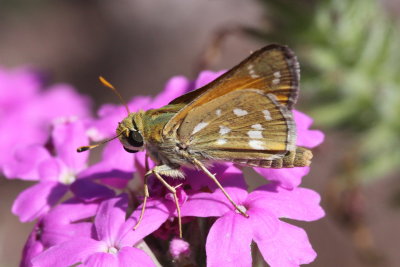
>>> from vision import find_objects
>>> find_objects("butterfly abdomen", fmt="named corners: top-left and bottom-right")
top-left (233, 146), bottom-right (312, 168)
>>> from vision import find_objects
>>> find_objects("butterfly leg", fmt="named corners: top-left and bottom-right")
top-left (192, 158), bottom-right (249, 218)
top-left (133, 155), bottom-right (151, 231)
top-left (145, 165), bottom-right (183, 238)
top-left (133, 175), bottom-right (150, 231)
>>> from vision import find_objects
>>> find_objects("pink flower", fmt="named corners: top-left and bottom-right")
top-left (0, 66), bottom-right (91, 172)
top-left (21, 197), bottom-right (100, 267)
top-left (180, 184), bottom-right (324, 267)
top-left (31, 195), bottom-right (171, 267)
top-left (7, 120), bottom-right (114, 222)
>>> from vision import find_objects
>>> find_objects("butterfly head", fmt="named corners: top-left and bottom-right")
top-left (117, 112), bottom-right (145, 153)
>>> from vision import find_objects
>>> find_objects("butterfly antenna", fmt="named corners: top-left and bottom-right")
top-left (77, 133), bottom-right (122, 152)
top-left (99, 76), bottom-right (130, 115)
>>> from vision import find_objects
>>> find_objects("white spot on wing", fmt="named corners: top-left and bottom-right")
top-left (215, 109), bottom-right (222, 117)
top-left (192, 122), bottom-right (209, 134)
top-left (273, 71), bottom-right (281, 78)
top-left (249, 140), bottom-right (264, 149)
top-left (216, 138), bottom-right (227, 145)
top-left (233, 108), bottom-right (248, 116)
top-left (272, 78), bottom-right (280, 85)
top-left (248, 130), bottom-right (263, 139)
top-left (247, 64), bottom-right (260, 78)
top-left (251, 124), bottom-right (264, 130)
top-left (263, 110), bottom-right (272, 120)
top-left (219, 125), bottom-right (231, 135)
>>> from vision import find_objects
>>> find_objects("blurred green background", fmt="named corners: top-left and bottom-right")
top-left (1, 0), bottom-right (399, 266)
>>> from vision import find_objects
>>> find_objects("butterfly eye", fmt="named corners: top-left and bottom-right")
top-left (128, 130), bottom-right (144, 147)
top-left (123, 146), bottom-right (138, 153)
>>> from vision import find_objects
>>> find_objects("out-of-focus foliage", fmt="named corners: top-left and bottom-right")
top-left (254, 0), bottom-right (400, 182)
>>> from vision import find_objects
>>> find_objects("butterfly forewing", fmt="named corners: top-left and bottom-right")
top-left (164, 44), bottom-right (299, 136)
top-left (177, 89), bottom-right (296, 162)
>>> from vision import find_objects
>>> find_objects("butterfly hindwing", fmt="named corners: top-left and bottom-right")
top-left (177, 89), bottom-right (296, 162)
top-left (164, 44), bottom-right (299, 137)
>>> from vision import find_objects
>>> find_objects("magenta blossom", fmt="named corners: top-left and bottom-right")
top-left (0, 66), bottom-right (91, 172)
top-left (181, 183), bottom-right (324, 267)
top-left (31, 194), bottom-right (173, 267)
top-left (21, 197), bottom-right (100, 267)
top-left (7, 120), bottom-right (114, 222)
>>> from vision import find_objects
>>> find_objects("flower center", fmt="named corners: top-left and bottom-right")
top-left (234, 205), bottom-right (247, 214)
top-left (59, 170), bottom-right (76, 185)
top-left (107, 246), bottom-right (118, 254)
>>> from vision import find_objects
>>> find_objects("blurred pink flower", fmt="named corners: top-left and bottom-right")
top-left (7, 120), bottom-right (114, 222)
top-left (0, 67), bottom-right (91, 172)
top-left (181, 184), bottom-right (324, 267)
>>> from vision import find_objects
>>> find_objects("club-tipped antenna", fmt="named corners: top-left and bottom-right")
top-left (99, 76), bottom-right (130, 115)
top-left (77, 132), bottom-right (123, 153)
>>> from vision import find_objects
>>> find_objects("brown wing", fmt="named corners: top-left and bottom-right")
top-left (178, 89), bottom-right (296, 161)
top-left (163, 44), bottom-right (300, 136)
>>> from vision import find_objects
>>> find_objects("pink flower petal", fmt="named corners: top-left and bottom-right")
top-left (43, 197), bottom-right (99, 226)
top-left (41, 199), bottom-right (99, 247)
top-left (206, 212), bottom-right (253, 267)
top-left (12, 181), bottom-right (68, 222)
top-left (36, 84), bottom-right (91, 121)
top-left (79, 140), bottom-right (134, 189)
top-left (247, 206), bottom-right (281, 241)
top-left (37, 158), bottom-right (63, 182)
top-left (294, 110), bottom-right (324, 148)
top-left (181, 187), bottom-right (248, 218)
top-left (117, 247), bottom-right (156, 267)
top-left (296, 129), bottom-right (325, 148)
top-left (293, 110), bottom-right (313, 129)
top-left (194, 70), bottom-right (225, 89)
top-left (84, 252), bottom-right (118, 267)
top-left (31, 238), bottom-right (106, 267)
top-left (118, 199), bottom-right (171, 246)
top-left (94, 195), bottom-right (128, 245)
top-left (180, 191), bottom-right (231, 218)
top-left (41, 198), bottom-right (100, 247)
top-left (52, 120), bottom-right (89, 172)
top-left (42, 222), bottom-right (93, 248)
top-left (254, 222), bottom-right (317, 266)
top-left (254, 167), bottom-right (310, 190)
top-left (248, 185), bottom-right (325, 221)
top-left (20, 224), bottom-right (44, 267)
top-left (184, 164), bottom-right (247, 192)
top-left (150, 76), bottom-right (190, 108)
top-left (70, 179), bottom-right (116, 201)
top-left (3, 145), bottom-right (51, 180)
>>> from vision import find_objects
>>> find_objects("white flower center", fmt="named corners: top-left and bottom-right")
top-left (59, 170), bottom-right (76, 185)
top-left (107, 246), bottom-right (118, 254)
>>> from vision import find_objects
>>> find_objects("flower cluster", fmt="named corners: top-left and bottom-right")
top-left (1, 67), bottom-right (325, 266)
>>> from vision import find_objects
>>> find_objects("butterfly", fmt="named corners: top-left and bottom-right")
top-left (78, 44), bottom-right (312, 237)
